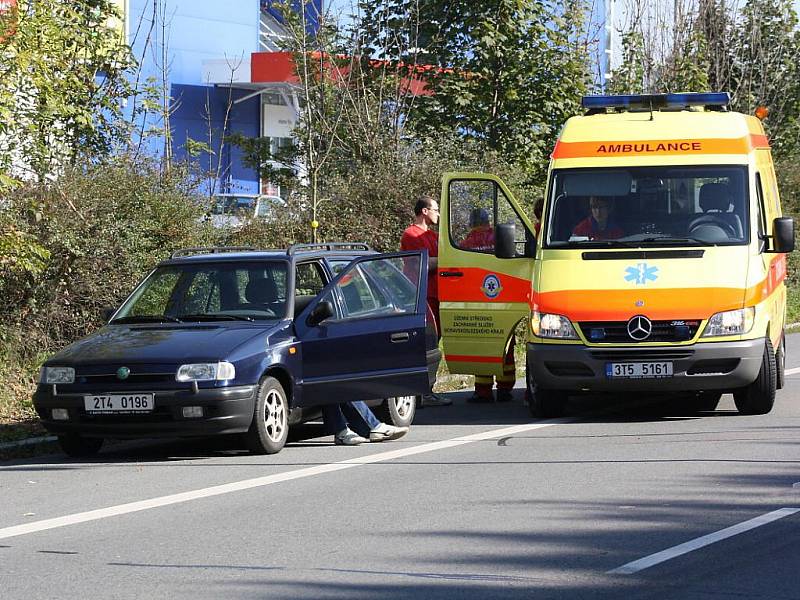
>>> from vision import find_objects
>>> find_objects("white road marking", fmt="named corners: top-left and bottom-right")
top-left (608, 507), bottom-right (800, 575)
top-left (784, 367), bottom-right (800, 376)
top-left (0, 420), bottom-right (567, 541)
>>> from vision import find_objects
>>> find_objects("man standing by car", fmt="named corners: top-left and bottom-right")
top-left (401, 194), bottom-right (452, 407)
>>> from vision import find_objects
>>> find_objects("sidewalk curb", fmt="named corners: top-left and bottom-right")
top-left (0, 436), bottom-right (57, 450)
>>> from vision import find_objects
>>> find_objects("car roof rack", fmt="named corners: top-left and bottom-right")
top-left (287, 242), bottom-right (372, 255)
top-left (170, 246), bottom-right (258, 259)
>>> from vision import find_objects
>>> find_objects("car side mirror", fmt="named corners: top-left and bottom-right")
top-left (102, 307), bottom-right (117, 321)
top-left (771, 217), bottom-right (795, 253)
top-left (494, 223), bottom-right (516, 259)
top-left (307, 300), bottom-right (334, 326)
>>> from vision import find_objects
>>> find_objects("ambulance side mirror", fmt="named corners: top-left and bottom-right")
top-left (495, 223), bottom-right (517, 259)
top-left (771, 217), bottom-right (795, 253)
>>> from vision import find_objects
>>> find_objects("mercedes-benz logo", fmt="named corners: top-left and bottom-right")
top-left (627, 315), bottom-right (652, 341)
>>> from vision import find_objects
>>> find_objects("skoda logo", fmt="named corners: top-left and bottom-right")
top-left (627, 315), bottom-right (652, 341)
top-left (116, 367), bottom-right (130, 380)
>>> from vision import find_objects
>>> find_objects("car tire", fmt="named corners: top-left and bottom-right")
top-left (695, 391), bottom-right (722, 412)
top-left (245, 376), bottom-right (289, 454)
top-left (525, 366), bottom-right (566, 418)
top-left (374, 395), bottom-right (417, 428)
top-left (733, 338), bottom-right (777, 415)
top-left (58, 434), bottom-right (103, 458)
top-left (775, 333), bottom-right (786, 390)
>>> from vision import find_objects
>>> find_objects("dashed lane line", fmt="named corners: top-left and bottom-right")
top-left (0, 420), bottom-right (569, 541)
top-left (608, 507), bottom-right (800, 575)
top-left (784, 367), bottom-right (800, 376)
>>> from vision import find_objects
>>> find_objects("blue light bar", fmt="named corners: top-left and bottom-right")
top-left (582, 92), bottom-right (730, 110)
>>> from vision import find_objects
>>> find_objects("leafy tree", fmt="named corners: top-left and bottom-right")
top-left (390, 0), bottom-right (593, 184)
top-left (0, 0), bottom-right (136, 183)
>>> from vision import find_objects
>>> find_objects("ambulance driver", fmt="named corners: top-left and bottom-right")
top-left (572, 196), bottom-right (624, 240)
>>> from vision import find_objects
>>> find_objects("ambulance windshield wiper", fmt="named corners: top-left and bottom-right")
top-left (638, 236), bottom-right (706, 246)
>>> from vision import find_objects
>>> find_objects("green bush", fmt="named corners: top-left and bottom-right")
top-left (0, 156), bottom-right (218, 414)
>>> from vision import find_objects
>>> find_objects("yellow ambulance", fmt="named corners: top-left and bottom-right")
top-left (439, 92), bottom-right (794, 417)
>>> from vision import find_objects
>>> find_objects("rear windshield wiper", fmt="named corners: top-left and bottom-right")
top-left (178, 313), bottom-right (255, 322)
top-left (110, 315), bottom-right (183, 324)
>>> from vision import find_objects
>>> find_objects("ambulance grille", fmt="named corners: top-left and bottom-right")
top-left (578, 320), bottom-right (701, 343)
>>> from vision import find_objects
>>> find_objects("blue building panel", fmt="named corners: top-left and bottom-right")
top-left (170, 85), bottom-right (261, 194)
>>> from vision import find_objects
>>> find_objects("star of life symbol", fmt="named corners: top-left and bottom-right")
top-left (624, 262), bottom-right (659, 285)
top-left (481, 274), bottom-right (503, 299)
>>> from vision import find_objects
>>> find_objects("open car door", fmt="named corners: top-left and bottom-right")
top-left (439, 173), bottom-right (537, 377)
top-left (295, 251), bottom-right (431, 407)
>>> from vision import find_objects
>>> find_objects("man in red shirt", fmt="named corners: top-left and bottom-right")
top-left (572, 197), bottom-right (624, 240)
top-left (400, 194), bottom-right (452, 407)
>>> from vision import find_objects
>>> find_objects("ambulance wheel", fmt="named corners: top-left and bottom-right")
top-left (374, 395), bottom-right (417, 428)
top-left (733, 338), bottom-right (776, 415)
top-left (526, 379), bottom-right (566, 418)
top-left (775, 333), bottom-right (786, 390)
top-left (695, 391), bottom-right (722, 412)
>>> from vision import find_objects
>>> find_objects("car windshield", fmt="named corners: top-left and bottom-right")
top-left (112, 261), bottom-right (288, 323)
top-left (545, 166), bottom-right (749, 248)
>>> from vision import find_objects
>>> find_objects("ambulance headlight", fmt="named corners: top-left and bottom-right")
top-left (701, 308), bottom-right (755, 338)
top-left (531, 311), bottom-right (579, 339)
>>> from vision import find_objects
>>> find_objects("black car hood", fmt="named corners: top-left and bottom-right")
top-left (48, 323), bottom-right (279, 366)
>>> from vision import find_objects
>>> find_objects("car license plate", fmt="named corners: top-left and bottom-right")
top-left (606, 362), bottom-right (673, 379)
top-left (84, 394), bottom-right (154, 414)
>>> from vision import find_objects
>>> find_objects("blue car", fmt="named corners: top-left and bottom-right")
top-left (33, 244), bottom-right (438, 457)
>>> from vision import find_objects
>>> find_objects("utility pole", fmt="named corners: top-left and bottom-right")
top-left (604, 0), bottom-right (616, 87)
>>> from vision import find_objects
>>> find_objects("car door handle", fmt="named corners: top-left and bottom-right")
top-left (440, 270), bottom-right (464, 277)
top-left (390, 332), bottom-right (410, 343)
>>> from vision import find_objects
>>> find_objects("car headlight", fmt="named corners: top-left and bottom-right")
top-left (40, 366), bottom-right (75, 384)
top-left (701, 307), bottom-right (755, 338)
top-left (530, 311), bottom-right (579, 339)
top-left (176, 362), bottom-right (236, 382)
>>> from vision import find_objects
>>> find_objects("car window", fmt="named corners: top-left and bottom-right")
top-left (114, 261), bottom-right (288, 322)
top-left (127, 268), bottom-right (181, 316)
top-left (325, 255), bottom-right (421, 320)
top-left (295, 262), bottom-right (326, 295)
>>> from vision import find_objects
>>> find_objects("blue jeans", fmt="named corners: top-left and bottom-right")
top-left (322, 401), bottom-right (381, 437)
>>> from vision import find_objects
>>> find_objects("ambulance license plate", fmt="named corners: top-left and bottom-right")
top-left (606, 362), bottom-right (673, 379)
top-left (84, 394), bottom-right (154, 414)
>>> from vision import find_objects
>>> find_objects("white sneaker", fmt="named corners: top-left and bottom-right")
top-left (369, 423), bottom-right (409, 442)
top-left (334, 428), bottom-right (369, 446)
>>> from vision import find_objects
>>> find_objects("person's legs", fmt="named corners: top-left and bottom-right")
top-left (470, 375), bottom-right (495, 402)
top-left (340, 401), bottom-right (381, 438)
top-left (420, 299), bottom-right (452, 408)
top-left (496, 337), bottom-right (517, 402)
top-left (321, 404), bottom-right (348, 435)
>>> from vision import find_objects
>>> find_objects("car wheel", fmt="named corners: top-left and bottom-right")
top-left (695, 391), bottom-right (722, 412)
top-left (775, 333), bottom-right (786, 390)
top-left (58, 434), bottom-right (103, 458)
top-left (374, 395), bottom-right (417, 428)
top-left (245, 376), bottom-right (289, 454)
top-left (733, 338), bottom-right (777, 415)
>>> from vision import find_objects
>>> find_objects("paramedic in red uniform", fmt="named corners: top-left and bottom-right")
top-left (459, 208), bottom-right (516, 403)
top-left (572, 196), bottom-right (624, 240)
top-left (400, 194), bottom-right (452, 407)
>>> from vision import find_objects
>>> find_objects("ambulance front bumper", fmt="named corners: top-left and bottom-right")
top-left (526, 338), bottom-right (765, 392)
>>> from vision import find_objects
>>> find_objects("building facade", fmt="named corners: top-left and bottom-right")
top-left (126, 0), bottom-right (321, 198)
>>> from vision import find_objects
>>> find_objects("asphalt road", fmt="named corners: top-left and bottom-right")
top-left (2, 338), bottom-right (800, 599)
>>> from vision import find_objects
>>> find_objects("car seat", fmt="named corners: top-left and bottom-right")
top-left (242, 277), bottom-right (284, 314)
top-left (695, 182), bottom-right (743, 238)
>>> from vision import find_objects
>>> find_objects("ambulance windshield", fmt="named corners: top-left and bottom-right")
top-left (545, 166), bottom-right (749, 248)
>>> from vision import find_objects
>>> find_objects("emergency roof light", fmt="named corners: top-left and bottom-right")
top-left (582, 92), bottom-right (731, 111)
